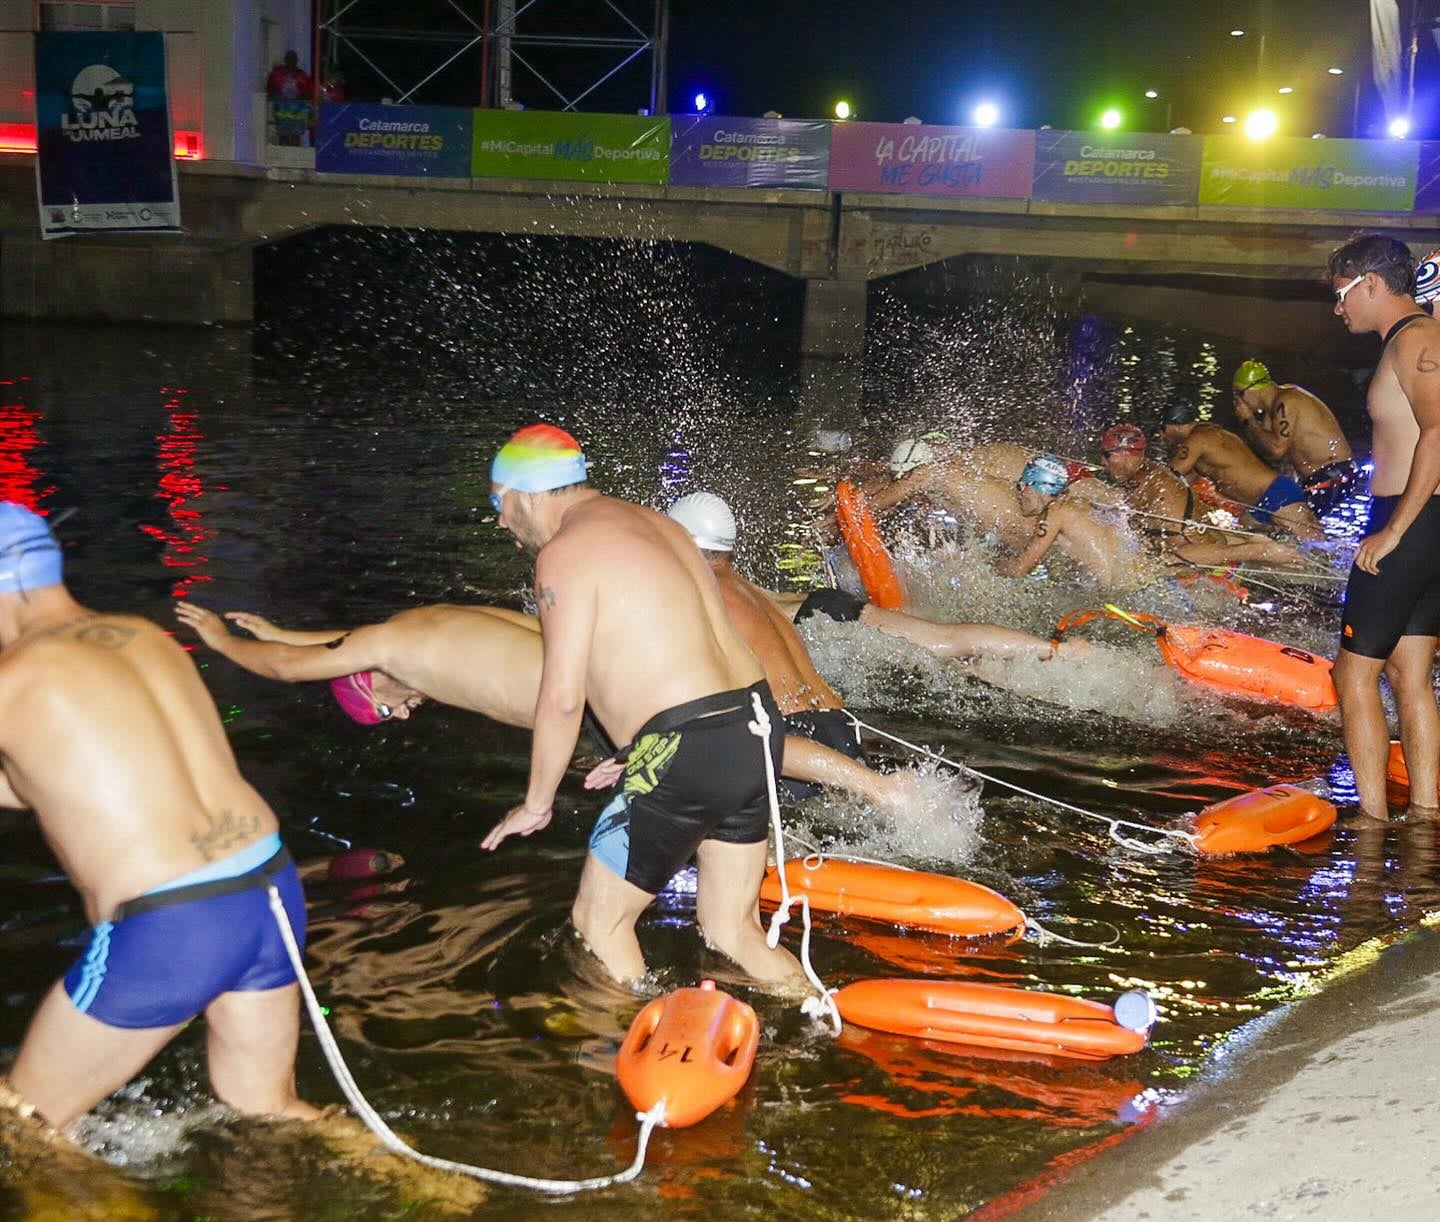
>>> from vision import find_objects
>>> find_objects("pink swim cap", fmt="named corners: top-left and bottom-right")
top-left (330, 672), bottom-right (385, 726)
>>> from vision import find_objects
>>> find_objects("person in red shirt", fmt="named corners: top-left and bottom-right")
top-left (266, 52), bottom-right (312, 146)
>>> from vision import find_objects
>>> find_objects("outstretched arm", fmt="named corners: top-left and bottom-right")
top-left (221, 611), bottom-right (352, 646)
top-left (781, 736), bottom-right (901, 812)
top-left (175, 602), bottom-right (382, 682)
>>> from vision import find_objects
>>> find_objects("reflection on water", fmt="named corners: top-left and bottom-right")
top-left (0, 246), bottom-right (1432, 1218)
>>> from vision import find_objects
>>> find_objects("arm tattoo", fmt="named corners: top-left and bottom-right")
top-left (1418, 348), bottom-right (1439, 373)
top-left (74, 623), bottom-right (135, 650)
top-left (537, 585), bottom-right (557, 611)
top-left (190, 808), bottom-right (260, 861)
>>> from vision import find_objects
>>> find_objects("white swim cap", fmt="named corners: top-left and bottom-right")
top-left (889, 437), bottom-right (935, 475)
top-left (667, 492), bottom-right (736, 552)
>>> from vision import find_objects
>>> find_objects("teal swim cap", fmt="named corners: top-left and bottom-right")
top-left (0, 502), bottom-right (62, 595)
top-left (1019, 455), bottom-right (1070, 497)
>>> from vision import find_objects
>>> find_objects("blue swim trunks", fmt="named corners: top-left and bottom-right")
top-left (63, 833), bottom-right (306, 1030)
top-left (1251, 475), bottom-right (1307, 524)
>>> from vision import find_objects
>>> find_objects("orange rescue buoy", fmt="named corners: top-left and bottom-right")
top-left (760, 858), bottom-right (1025, 941)
top-left (835, 480), bottom-right (905, 610)
top-left (1053, 607), bottom-right (1336, 712)
top-left (616, 981), bottom-right (759, 1129)
top-left (1385, 739), bottom-right (1440, 806)
top-left (1191, 784), bottom-right (1336, 855)
top-left (835, 979), bottom-right (1152, 1062)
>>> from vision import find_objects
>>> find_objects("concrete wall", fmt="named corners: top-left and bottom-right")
top-left (0, 0), bottom-right (307, 162)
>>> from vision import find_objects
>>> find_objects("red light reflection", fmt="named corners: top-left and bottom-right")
top-left (0, 401), bottom-right (53, 511)
top-left (138, 387), bottom-right (211, 597)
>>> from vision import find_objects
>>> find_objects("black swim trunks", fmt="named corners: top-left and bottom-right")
top-left (779, 707), bottom-right (866, 801)
top-left (1340, 495), bottom-right (1440, 658)
top-left (587, 680), bottom-right (784, 894)
top-left (795, 587), bottom-right (868, 623)
top-left (1302, 459), bottom-right (1361, 517)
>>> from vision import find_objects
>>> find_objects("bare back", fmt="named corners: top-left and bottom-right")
top-left (381, 605), bottom-right (542, 728)
top-left (1270, 385), bottom-right (1352, 476)
top-left (713, 567), bottom-right (841, 715)
top-left (544, 497), bottom-right (763, 744)
top-left (1369, 314), bottom-right (1440, 495)
top-left (1122, 461), bottom-right (1192, 521)
top-left (1045, 501), bottom-right (1149, 587)
top-left (0, 612), bottom-right (277, 924)
top-left (1181, 423), bottom-right (1284, 503)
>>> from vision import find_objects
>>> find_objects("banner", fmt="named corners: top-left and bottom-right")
top-left (1415, 142), bottom-right (1440, 212)
top-left (828, 122), bottom-right (1034, 197)
top-left (1031, 130), bottom-right (1200, 205)
top-left (316, 103), bottom-right (473, 177)
top-left (471, 111), bottom-right (669, 184)
top-left (668, 114), bottom-right (829, 188)
top-left (1199, 135), bottom-right (1418, 211)
top-left (34, 30), bottom-right (178, 238)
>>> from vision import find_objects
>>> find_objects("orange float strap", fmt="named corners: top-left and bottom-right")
top-left (1191, 784), bottom-right (1336, 855)
top-left (760, 857), bottom-right (1025, 941)
top-left (617, 981), bottom-right (759, 1129)
top-left (1052, 605), bottom-right (1337, 712)
top-left (835, 979), bottom-right (1155, 1062)
top-left (835, 479), bottom-right (905, 610)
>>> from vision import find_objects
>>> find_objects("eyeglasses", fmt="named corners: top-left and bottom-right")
top-left (1334, 273), bottom-right (1366, 304)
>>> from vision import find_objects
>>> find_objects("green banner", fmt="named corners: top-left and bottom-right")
top-left (1199, 136), bottom-right (1418, 211)
top-left (471, 110), bottom-right (669, 183)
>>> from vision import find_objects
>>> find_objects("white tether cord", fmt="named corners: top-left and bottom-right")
top-left (747, 693), bottom-right (843, 1035)
top-left (267, 888), bottom-right (664, 1194)
top-left (844, 713), bottom-right (1198, 855)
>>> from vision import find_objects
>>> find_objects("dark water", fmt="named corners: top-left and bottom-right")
top-left (0, 241), bottom-right (1433, 1220)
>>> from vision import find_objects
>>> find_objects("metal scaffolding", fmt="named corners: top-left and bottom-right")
top-left (318, 0), bottom-right (668, 112)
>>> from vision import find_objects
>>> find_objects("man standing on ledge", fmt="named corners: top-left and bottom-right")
top-left (480, 425), bottom-right (804, 990)
top-left (1329, 233), bottom-right (1440, 821)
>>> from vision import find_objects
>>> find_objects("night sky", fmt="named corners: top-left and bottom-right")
top-left (330, 0), bottom-right (1416, 139)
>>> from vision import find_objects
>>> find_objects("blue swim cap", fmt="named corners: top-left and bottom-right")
top-left (1019, 454), bottom-right (1070, 497)
top-left (0, 502), bottom-right (62, 595)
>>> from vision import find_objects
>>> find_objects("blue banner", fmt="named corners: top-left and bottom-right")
top-left (34, 31), bottom-right (178, 238)
top-left (669, 115), bottom-right (830, 188)
top-left (316, 104), bottom-right (474, 177)
top-left (1031, 130), bottom-right (1201, 205)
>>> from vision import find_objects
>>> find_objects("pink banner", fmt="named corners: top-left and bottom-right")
top-left (829, 122), bottom-right (1035, 198)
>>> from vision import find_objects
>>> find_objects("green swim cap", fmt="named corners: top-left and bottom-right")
top-left (1232, 360), bottom-right (1273, 391)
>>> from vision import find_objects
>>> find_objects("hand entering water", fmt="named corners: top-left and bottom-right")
top-left (481, 803), bottom-right (553, 851)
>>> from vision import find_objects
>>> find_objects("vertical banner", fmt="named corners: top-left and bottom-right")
top-left (34, 30), bottom-right (179, 238)
top-left (668, 114), bottom-right (830, 188)
top-left (1031, 130), bottom-right (1200, 205)
top-left (316, 104), bottom-right (474, 176)
top-left (471, 110), bottom-right (670, 184)
top-left (828, 122), bottom-right (1035, 198)
top-left (1199, 135), bottom-right (1418, 211)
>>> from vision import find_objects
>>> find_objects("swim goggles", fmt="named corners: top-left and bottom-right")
top-left (489, 486), bottom-right (509, 514)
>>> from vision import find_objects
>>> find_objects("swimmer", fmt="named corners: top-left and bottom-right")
top-left (480, 425), bottom-right (804, 990)
top-left (1328, 233), bottom-right (1440, 821)
top-left (0, 503), bottom-right (314, 1131)
top-left (1098, 422), bottom-right (1311, 570)
top-left (993, 454), bottom-right (1152, 588)
top-left (1162, 403), bottom-right (1326, 542)
top-left (1231, 359), bottom-right (1360, 517)
top-left (176, 601), bottom-right (544, 732)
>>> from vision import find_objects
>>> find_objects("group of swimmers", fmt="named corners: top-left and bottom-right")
top-left (1, 231), bottom-right (1437, 1172)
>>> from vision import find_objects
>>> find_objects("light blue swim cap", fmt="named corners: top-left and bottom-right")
top-left (1019, 454), bottom-right (1070, 497)
top-left (0, 502), bottom-right (62, 595)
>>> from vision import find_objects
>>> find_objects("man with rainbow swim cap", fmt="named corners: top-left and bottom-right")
top-left (0, 501), bottom-right (316, 1131)
top-left (481, 425), bottom-right (807, 992)
top-left (1229, 358), bottom-right (1359, 519)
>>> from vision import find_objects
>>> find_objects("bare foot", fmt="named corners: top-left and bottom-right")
top-left (1406, 804), bottom-right (1440, 822)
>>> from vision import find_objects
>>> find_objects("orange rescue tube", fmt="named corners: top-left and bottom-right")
top-left (835, 480), bottom-right (905, 610)
top-left (616, 981), bottom-right (759, 1129)
top-left (835, 979), bottom-right (1151, 1062)
top-left (1191, 784), bottom-right (1336, 855)
top-left (1386, 739), bottom-right (1440, 805)
top-left (1052, 607), bottom-right (1336, 711)
top-left (760, 858), bottom-right (1025, 941)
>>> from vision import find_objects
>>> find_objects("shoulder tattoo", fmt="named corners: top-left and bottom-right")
top-left (537, 584), bottom-right (557, 611)
top-left (1418, 347), bottom-right (1439, 374)
top-left (74, 623), bottom-right (135, 651)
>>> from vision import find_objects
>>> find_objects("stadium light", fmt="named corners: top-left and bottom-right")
top-left (1243, 108), bottom-right (1278, 140)
top-left (973, 101), bottom-right (999, 127)
top-left (834, 99), bottom-right (852, 120)
top-left (1099, 108), bottom-right (1122, 130)
top-left (1389, 116), bottom-right (1412, 138)
top-left (693, 92), bottom-right (709, 113)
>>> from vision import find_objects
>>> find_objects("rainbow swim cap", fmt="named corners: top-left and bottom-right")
top-left (1232, 360), bottom-right (1273, 392)
top-left (0, 502), bottom-right (62, 595)
top-left (1019, 454), bottom-right (1070, 497)
top-left (491, 424), bottom-right (589, 494)
top-left (331, 672), bottom-right (386, 726)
